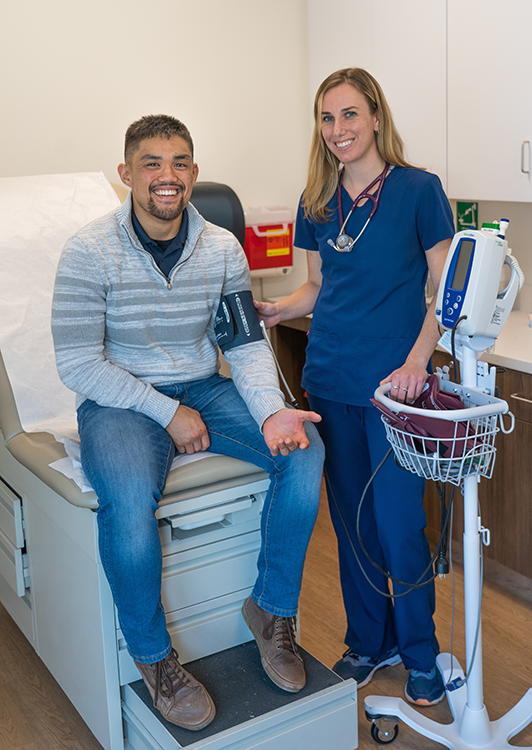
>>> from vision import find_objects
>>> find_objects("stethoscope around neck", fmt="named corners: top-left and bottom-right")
top-left (328, 162), bottom-right (391, 252)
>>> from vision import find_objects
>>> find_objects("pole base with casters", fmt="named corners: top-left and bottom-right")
top-left (368, 348), bottom-right (531, 749)
top-left (365, 652), bottom-right (532, 748)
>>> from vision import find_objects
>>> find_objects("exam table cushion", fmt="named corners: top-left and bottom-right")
top-left (3, 429), bottom-right (267, 511)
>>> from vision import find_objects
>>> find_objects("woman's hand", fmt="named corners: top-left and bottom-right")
top-left (254, 299), bottom-right (282, 329)
top-left (253, 249), bottom-right (322, 330)
top-left (381, 237), bottom-right (452, 405)
top-left (380, 360), bottom-right (428, 404)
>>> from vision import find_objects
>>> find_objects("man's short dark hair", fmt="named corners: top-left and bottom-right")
top-left (124, 115), bottom-right (194, 162)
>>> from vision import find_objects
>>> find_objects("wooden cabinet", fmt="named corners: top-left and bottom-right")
top-left (477, 366), bottom-right (532, 576)
top-left (425, 351), bottom-right (532, 578)
top-left (269, 319), bottom-right (309, 410)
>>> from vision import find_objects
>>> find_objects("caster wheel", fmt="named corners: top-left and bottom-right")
top-left (371, 721), bottom-right (399, 744)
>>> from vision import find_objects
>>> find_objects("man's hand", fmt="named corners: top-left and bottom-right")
top-left (263, 408), bottom-right (321, 457)
top-left (165, 405), bottom-right (210, 454)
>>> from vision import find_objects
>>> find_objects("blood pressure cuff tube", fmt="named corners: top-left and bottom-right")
top-left (214, 290), bottom-right (263, 352)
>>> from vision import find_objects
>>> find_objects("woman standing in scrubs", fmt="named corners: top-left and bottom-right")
top-left (255, 68), bottom-right (454, 706)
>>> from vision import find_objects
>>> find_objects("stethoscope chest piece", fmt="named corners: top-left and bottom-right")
top-left (329, 162), bottom-right (391, 253)
top-left (335, 233), bottom-right (356, 252)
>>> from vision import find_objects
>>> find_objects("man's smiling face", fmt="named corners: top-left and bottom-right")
top-left (118, 135), bottom-right (198, 238)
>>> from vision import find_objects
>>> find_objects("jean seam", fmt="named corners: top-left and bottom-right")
top-left (256, 470), bottom-right (276, 604)
top-left (208, 429), bottom-right (277, 470)
top-left (157, 438), bottom-right (175, 495)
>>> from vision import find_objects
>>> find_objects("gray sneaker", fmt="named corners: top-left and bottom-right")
top-left (333, 646), bottom-right (402, 687)
top-left (405, 666), bottom-right (445, 706)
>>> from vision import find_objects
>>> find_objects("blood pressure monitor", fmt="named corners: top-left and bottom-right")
top-left (435, 222), bottom-right (522, 339)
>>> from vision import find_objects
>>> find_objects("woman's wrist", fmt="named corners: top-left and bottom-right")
top-left (404, 351), bottom-right (430, 373)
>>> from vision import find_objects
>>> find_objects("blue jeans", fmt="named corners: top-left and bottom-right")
top-left (78, 374), bottom-right (324, 663)
top-left (307, 393), bottom-right (438, 673)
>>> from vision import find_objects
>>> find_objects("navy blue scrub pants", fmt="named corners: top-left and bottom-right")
top-left (307, 393), bottom-right (439, 672)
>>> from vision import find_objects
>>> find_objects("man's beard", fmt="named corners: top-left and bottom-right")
top-left (146, 190), bottom-right (185, 222)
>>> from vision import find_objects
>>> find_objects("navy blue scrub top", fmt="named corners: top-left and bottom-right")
top-left (295, 166), bottom-right (454, 406)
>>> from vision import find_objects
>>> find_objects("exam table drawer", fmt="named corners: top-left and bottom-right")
top-left (161, 533), bottom-right (261, 615)
top-left (0, 477), bottom-right (25, 550)
top-left (164, 495), bottom-right (253, 530)
top-left (115, 530), bottom-right (261, 633)
top-left (0, 528), bottom-right (28, 597)
top-left (0, 477), bottom-right (28, 597)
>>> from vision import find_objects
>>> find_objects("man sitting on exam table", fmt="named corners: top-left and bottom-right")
top-left (51, 114), bottom-right (325, 731)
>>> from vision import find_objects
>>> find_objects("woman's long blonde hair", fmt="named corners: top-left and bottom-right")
top-left (302, 68), bottom-right (419, 222)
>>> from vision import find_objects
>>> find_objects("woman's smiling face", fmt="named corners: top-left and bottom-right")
top-left (320, 82), bottom-right (380, 167)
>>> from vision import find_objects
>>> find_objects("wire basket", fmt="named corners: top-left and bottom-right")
top-left (373, 381), bottom-right (511, 486)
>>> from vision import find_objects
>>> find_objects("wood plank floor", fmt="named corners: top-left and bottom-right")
top-left (0, 600), bottom-right (102, 750)
top-left (1, 483), bottom-right (531, 749)
top-left (299, 487), bottom-right (532, 749)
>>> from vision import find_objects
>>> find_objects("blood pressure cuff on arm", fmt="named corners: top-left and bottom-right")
top-left (215, 290), bottom-right (263, 352)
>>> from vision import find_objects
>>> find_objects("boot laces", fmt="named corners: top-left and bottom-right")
top-left (154, 649), bottom-right (190, 703)
top-left (274, 616), bottom-right (302, 660)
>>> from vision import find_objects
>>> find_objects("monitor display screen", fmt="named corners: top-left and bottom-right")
top-left (451, 239), bottom-right (475, 290)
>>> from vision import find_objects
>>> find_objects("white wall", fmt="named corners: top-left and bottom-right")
top-left (306, 0), bottom-right (532, 313)
top-left (307, 0), bottom-right (447, 183)
top-left (474, 201), bottom-right (532, 313)
top-left (1, 0), bottom-right (310, 232)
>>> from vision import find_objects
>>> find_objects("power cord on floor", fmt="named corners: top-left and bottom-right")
top-left (323, 455), bottom-right (454, 599)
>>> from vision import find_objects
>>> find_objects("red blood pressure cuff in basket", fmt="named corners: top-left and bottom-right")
top-left (370, 374), bottom-right (477, 459)
top-left (214, 291), bottom-right (263, 352)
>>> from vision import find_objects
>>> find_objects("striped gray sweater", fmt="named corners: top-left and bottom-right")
top-left (51, 195), bottom-right (285, 429)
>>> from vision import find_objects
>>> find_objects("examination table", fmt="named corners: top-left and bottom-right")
top-left (0, 173), bottom-right (357, 750)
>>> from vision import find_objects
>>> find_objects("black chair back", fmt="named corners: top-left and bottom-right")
top-left (191, 182), bottom-right (246, 247)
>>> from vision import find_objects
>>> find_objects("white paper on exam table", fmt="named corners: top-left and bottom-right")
top-left (49, 446), bottom-right (216, 493)
top-left (0, 172), bottom-right (119, 441)
top-left (0, 172), bottom-right (218, 492)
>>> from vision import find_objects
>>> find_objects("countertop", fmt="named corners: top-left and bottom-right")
top-left (480, 311), bottom-right (532, 375)
top-left (270, 299), bottom-right (532, 375)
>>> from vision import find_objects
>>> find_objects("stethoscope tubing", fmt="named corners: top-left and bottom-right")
top-left (331, 162), bottom-right (390, 252)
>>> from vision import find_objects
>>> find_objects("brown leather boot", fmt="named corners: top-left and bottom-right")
top-left (134, 649), bottom-right (215, 730)
top-left (242, 596), bottom-right (306, 693)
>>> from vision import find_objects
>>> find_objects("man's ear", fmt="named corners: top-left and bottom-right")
top-left (117, 162), bottom-right (132, 188)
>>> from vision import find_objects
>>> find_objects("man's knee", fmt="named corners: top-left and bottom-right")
top-left (284, 422), bottom-right (325, 479)
top-left (303, 420), bottom-right (325, 463)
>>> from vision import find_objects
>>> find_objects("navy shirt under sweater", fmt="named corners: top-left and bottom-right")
top-left (132, 207), bottom-right (189, 278)
top-left (295, 167), bottom-right (454, 406)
